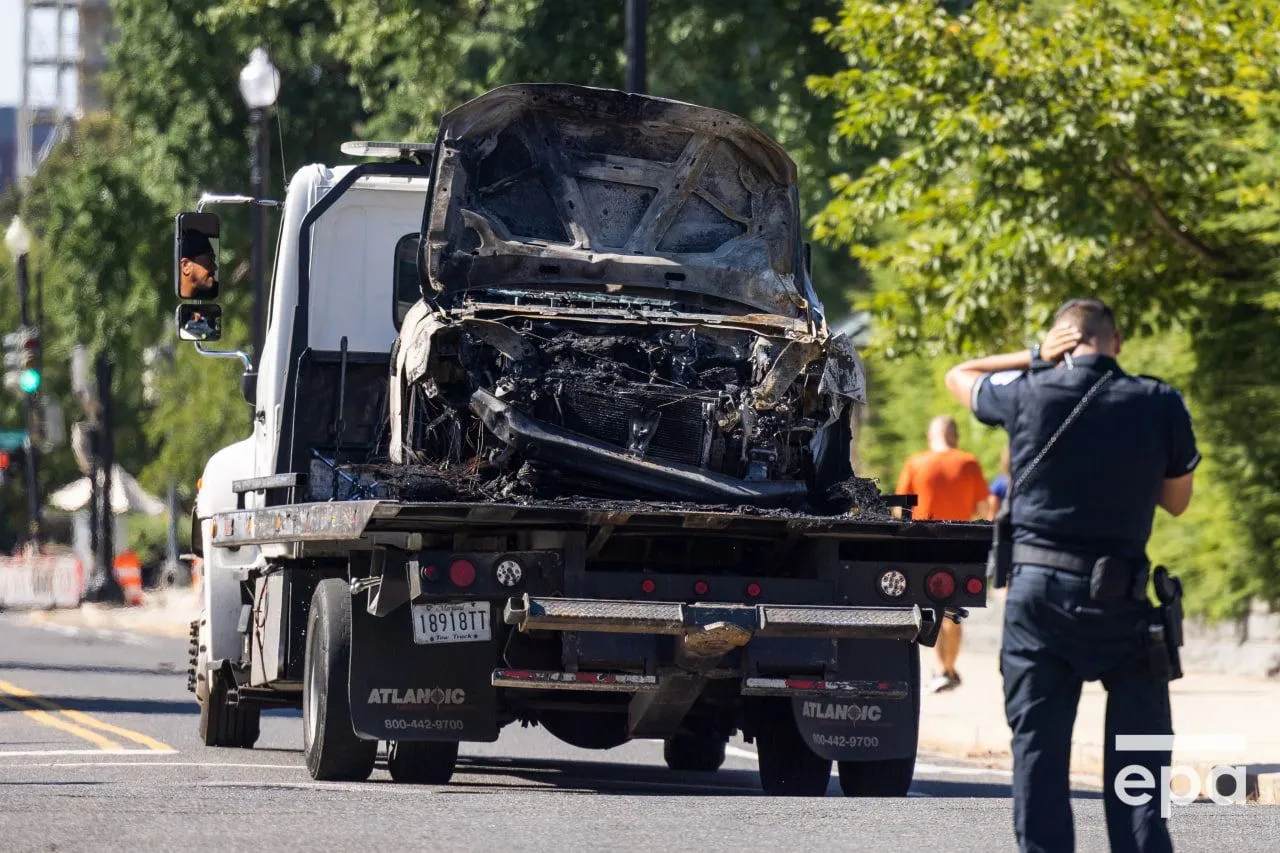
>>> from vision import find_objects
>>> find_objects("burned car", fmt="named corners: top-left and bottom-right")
top-left (387, 84), bottom-right (866, 510)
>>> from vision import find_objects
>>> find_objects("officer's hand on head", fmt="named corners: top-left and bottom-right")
top-left (1041, 323), bottom-right (1084, 363)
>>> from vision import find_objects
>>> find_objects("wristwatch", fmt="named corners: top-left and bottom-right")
top-left (1030, 343), bottom-right (1041, 362)
top-left (1029, 343), bottom-right (1052, 370)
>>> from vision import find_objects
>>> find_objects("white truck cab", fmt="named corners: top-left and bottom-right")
top-left (182, 151), bottom-right (433, 723)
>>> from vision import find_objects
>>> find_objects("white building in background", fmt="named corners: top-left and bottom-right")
top-left (16, 0), bottom-right (113, 181)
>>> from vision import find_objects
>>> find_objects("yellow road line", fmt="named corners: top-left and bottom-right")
top-left (0, 679), bottom-right (173, 752)
top-left (0, 694), bottom-right (123, 750)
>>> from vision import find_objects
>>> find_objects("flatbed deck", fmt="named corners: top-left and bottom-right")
top-left (209, 499), bottom-right (992, 548)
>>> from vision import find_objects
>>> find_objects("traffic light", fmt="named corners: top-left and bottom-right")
top-left (3, 328), bottom-right (40, 396)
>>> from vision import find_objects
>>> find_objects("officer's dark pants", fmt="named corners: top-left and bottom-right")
top-left (1002, 564), bottom-right (1173, 853)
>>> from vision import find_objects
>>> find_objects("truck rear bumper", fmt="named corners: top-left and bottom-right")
top-left (502, 594), bottom-right (924, 643)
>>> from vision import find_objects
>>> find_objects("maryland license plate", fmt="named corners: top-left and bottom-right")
top-left (410, 601), bottom-right (492, 645)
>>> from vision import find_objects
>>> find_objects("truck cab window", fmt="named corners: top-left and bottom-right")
top-left (393, 233), bottom-right (421, 328)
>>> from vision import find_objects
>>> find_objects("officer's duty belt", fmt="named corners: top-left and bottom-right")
top-left (1011, 544), bottom-right (1095, 576)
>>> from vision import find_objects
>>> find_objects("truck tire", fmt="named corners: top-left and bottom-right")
top-left (755, 699), bottom-right (832, 796)
top-left (387, 740), bottom-right (459, 785)
top-left (663, 733), bottom-right (726, 773)
top-left (199, 668), bottom-right (261, 749)
top-left (303, 578), bottom-right (377, 781)
top-left (840, 642), bottom-right (921, 797)
top-left (837, 756), bottom-right (916, 797)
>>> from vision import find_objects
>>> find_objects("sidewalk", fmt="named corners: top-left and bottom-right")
top-left (919, 602), bottom-right (1280, 803)
top-left (26, 586), bottom-right (199, 640)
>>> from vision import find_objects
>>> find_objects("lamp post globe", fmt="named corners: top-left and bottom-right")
top-left (238, 48), bottom-right (281, 110)
top-left (4, 216), bottom-right (32, 259)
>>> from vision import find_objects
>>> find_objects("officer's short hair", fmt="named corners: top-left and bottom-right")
top-left (1054, 298), bottom-right (1116, 346)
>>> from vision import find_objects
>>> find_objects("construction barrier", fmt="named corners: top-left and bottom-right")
top-left (112, 551), bottom-right (145, 607)
top-left (0, 551), bottom-right (85, 609)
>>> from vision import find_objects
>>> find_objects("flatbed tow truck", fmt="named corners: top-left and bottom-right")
top-left (180, 83), bottom-right (990, 796)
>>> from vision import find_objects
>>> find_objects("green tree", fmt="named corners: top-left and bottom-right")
top-left (15, 0), bottom-right (375, 499)
top-left (811, 1), bottom-right (1280, 616)
top-left (211, 0), bottom-right (867, 303)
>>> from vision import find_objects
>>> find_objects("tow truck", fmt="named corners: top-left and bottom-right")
top-left (180, 84), bottom-right (989, 796)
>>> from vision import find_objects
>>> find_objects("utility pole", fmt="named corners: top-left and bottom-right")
top-left (97, 354), bottom-right (119, 602)
top-left (82, 353), bottom-right (122, 604)
top-left (626, 0), bottom-right (647, 94)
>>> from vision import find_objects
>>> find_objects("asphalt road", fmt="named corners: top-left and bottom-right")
top-left (0, 614), bottom-right (1273, 853)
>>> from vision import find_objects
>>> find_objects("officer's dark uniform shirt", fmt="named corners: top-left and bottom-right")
top-left (971, 354), bottom-right (1200, 560)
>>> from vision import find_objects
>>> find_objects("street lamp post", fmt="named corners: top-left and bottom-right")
top-left (4, 216), bottom-right (41, 543)
top-left (239, 47), bottom-right (281, 363)
top-left (626, 0), bottom-right (647, 94)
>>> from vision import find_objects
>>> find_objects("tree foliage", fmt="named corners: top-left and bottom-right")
top-left (811, 1), bottom-right (1280, 616)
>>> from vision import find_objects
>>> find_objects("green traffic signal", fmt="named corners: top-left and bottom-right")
top-left (18, 368), bottom-right (40, 394)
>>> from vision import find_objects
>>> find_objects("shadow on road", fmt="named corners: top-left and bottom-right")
top-left (447, 755), bottom-right (764, 796)
top-left (437, 756), bottom-right (1033, 799)
top-left (912, 778), bottom-right (1102, 800)
top-left (0, 661), bottom-right (182, 678)
top-left (0, 696), bottom-right (198, 716)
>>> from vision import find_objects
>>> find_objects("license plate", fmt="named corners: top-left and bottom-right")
top-left (410, 601), bottom-right (492, 645)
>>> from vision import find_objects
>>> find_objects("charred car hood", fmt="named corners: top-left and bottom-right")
top-left (421, 84), bottom-right (823, 322)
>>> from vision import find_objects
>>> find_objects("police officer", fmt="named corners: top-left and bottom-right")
top-left (943, 298), bottom-right (1199, 853)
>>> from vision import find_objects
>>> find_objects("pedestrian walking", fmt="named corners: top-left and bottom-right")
top-left (895, 415), bottom-right (990, 693)
top-left (943, 297), bottom-right (1198, 853)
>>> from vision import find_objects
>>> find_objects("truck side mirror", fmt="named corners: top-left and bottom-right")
top-left (175, 212), bottom-right (221, 301)
top-left (176, 304), bottom-right (223, 342)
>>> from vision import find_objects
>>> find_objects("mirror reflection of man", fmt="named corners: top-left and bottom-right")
top-left (179, 230), bottom-right (218, 299)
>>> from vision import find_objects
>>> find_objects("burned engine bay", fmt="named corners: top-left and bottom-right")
top-left (372, 299), bottom-right (872, 513)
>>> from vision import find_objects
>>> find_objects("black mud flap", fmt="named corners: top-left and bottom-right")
top-left (792, 639), bottom-right (920, 762)
top-left (348, 597), bottom-right (500, 743)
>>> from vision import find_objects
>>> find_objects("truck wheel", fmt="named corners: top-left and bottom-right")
top-left (755, 700), bottom-right (832, 796)
top-left (663, 733), bottom-right (726, 772)
top-left (199, 668), bottom-right (261, 749)
top-left (303, 578), bottom-right (377, 781)
top-left (837, 756), bottom-right (916, 797)
top-left (387, 740), bottom-right (459, 785)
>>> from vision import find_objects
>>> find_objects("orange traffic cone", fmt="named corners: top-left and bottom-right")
top-left (113, 550), bottom-right (145, 606)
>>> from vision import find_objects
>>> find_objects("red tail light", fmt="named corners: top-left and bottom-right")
top-left (693, 580), bottom-right (709, 596)
top-left (421, 565), bottom-right (438, 583)
top-left (746, 582), bottom-right (762, 598)
top-left (640, 578), bottom-right (657, 594)
top-left (965, 576), bottom-right (984, 596)
top-left (449, 559), bottom-right (477, 588)
top-left (925, 570), bottom-right (956, 601)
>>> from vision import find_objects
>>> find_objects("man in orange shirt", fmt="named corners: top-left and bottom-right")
top-left (896, 415), bottom-right (990, 693)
